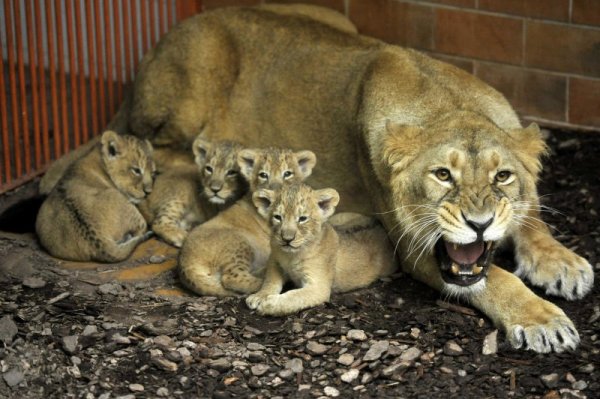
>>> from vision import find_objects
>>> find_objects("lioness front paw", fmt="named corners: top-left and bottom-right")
top-left (515, 238), bottom-right (594, 300)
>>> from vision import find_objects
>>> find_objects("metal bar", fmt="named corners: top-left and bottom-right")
top-left (104, 0), bottom-right (114, 121)
top-left (94, 0), bottom-right (106, 129)
top-left (131, 0), bottom-right (140, 70)
top-left (85, 0), bottom-right (99, 135)
top-left (113, 0), bottom-right (123, 103)
top-left (66, 0), bottom-right (80, 148)
top-left (0, 45), bottom-right (10, 185)
top-left (149, 0), bottom-right (158, 47)
top-left (56, 0), bottom-right (70, 155)
top-left (35, 0), bottom-right (50, 164)
top-left (46, 0), bottom-right (61, 160)
top-left (25, 1), bottom-right (42, 170)
top-left (140, 0), bottom-right (149, 53)
top-left (167, 0), bottom-right (174, 30)
top-left (75, 0), bottom-right (89, 143)
top-left (14, 0), bottom-right (32, 174)
top-left (5, 0), bottom-right (23, 177)
top-left (159, 0), bottom-right (167, 35)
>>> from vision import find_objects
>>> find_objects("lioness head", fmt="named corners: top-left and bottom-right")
top-left (100, 130), bottom-right (156, 204)
top-left (253, 183), bottom-right (339, 252)
top-left (193, 137), bottom-right (247, 205)
top-left (381, 115), bottom-right (547, 291)
top-left (237, 147), bottom-right (317, 191)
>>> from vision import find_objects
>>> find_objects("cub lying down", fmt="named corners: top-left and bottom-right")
top-left (139, 137), bottom-right (246, 247)
top-left (246, 183), bottom-right (398, 316)
top-left (36, 131), bottom-right (155, 262)
top-left (178, 147), bottom-right (317, 296)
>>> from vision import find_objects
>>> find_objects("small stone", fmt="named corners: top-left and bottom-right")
top-left (341, 368), bottom-right (359, 383)
top-left (306, 341), bottom-right (328, 355)
top-left (482, 330), bottom-right (498, 355)
top-left (443, 340), bottom-right (463, 356)
top-left (393, 297), bottom-right (405, 307)
top-left (557, 138), bottom-right (580, 151)
top-left (111, 333), bottom-right (131, 345)
top-left (286, 358), bottom-right (304, 373)
top-left (347, 329), bottom-right (367, 341)
top-left (361, 372), bottom-right (373, 384)
top-left (22, 276), bottom-right (46, 288)
top-left (209, 358), bottom-right (232, 372)
top-left (578, 363), bottom-right (594, 374)
top-left (279, 369), bottom-right (294, 380)
top-left (540, 373), bottom-right (560, 388)
top-left (149, 255), bottom-right (166, 263)
top-left (458, 369), bottom-right (467, 377)
top-left (156, 387), bottom-right (169, 397)
top-left (572, 380), bottom-right (588, 390)
top-left (247, 342), bottom-right (266, 351)
top-left (3, 369), bottom-right (24, 387)
top-left (565, 372), bottom-right (576, 383)
top-left (440, 366), bottom-right (453, 374)
top-left (324, 386), bottom-right (340, 397)
top-left (82, 325), bottom-right (98, 336)
top-left (381, 361), bottom-right (411, 377)
top-left (251, 364), bottom-right (270, 376)
top-left (410, 328), bottom-right (420, 339)
top-left (363, 340), bottom-right (389, 362)
top-left (0, 316), bottom-right (18, 344)
top-left (152, 357), bottom-right (178, 372)
top-left (98, 283), bottom-right (121, 295)
top-left (62, 335), bottom-right (80, 354)
top-left (154, 335), bottom-right (174, 348)
top-left (400, 347), bottom-right (422, 362)
top-left (337, 353), bottom-right (354, 366)
top-left (129, 384), bottom-right (144, 392)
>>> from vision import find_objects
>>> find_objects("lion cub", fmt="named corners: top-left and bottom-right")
top-left (139, 137), bottom-right (246, 247)
top-left (246, 183), bottom-right (398, 316)
top-left (36, 131), bottom-right (155, 262)
top-left (178, 147), bottom-right (317, 297)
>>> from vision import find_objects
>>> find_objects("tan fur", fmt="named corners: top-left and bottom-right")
top-left (36, 131), bottom-right (155, 262)
top-left (138, 137), bottom-right (247, 247)
top-left (247, 183), bottom-right (398, 316)
top-left (178, 147), bottom-right (317, 297)
top-left (114, 5), bottom-right (591, 352)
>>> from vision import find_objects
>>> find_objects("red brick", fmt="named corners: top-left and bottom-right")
top-left (478, 0), bottom-right (569, 21)
top-left (569, 78), bottom-right (600, 127)
top-left (525, 21), bottom-right (600, 77)
top-left (426, 0), bottom-right (476, 7)
top-left (203, 0), bottom-right (261, 10)
top-left (434, 9), bottom-right (523, 64)
top-left (475, 62), bottom-right (566, 121)
top-left (265, 0), bottom-right (345, 14)
top-left (349, 0), bottom-right (434, 49)
top-left (427, 52), bottom-right (474, 74)
top-left (572, 0), bottom-right (600, 27)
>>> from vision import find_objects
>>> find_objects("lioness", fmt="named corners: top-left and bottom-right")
top-left (36, 131), bottom-right (155, 262)
top-left (247, 183), bottom-right (398, 316)
top-left (178, 147), bottom-right (316, 297)
top-left (111, 6), bottom-right (592, 352)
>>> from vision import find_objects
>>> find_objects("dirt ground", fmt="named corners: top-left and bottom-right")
top-left (0, 129), bottom-right (598, 399)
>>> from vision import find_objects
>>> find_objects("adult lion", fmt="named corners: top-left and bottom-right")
top-left (95, 5), bottom-right (597, 352)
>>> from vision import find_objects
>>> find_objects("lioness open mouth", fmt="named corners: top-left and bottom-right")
top-left (435, 239), bottom-right (495, 286)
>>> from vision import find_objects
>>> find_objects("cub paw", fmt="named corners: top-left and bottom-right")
top-left (515, 238), bottom-right (594, 300)
top-left (246, 293), bottom-right (267, 310)
top-left (256, 295), bottom-right (285, 316)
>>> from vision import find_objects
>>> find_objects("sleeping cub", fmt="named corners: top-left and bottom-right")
top-left (178, 147), bottom-right (316, 297)
top-left (139, 137), bottom-right (246, 247)
top-left (36, 131), bottom-right (155, 262)
top-left (246, 183), bottom-right (398, 316)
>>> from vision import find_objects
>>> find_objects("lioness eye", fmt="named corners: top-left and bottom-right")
top-left (434, 168), bottom-right (452, 182)
top-left (273, 215), bottom-right (282, 222)
top-left (495, 170), bottom-right (512, 183)
top-left (298, 216), bottom-right (308, 223)
top-left (131, 167), bottom-right (142, 176)
top-left (205, 166), bottom-right (213, 174)
top-left (258, 172), bottom-right (269, 179)
top-left (283, 171), bottom-right (293, 179)
top-left (226, 170), bottom-right (238, 177)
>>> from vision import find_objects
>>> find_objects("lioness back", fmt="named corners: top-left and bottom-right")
top-left (36, 131), bottom-right (155, 262)
top-left (178, 147), bottom-right (316, 297)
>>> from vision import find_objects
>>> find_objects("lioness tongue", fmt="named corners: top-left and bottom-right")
top-left (444, 241), bottom-right (484, 265)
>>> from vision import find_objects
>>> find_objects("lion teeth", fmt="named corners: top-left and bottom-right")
top-left (473, 265), bottom-right (484, 275)
top-left (486, 242), bottom-right (492, 250)
top-left (451, 263), bottom-right (460, 275)
top-left (453, 243), bottom-right (458, 250)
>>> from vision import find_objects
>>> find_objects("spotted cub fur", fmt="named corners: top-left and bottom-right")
top-left (36, 131), bottom-right (155, 262)
top-left (178, 147), bottom-right (317, 296)
top-left (139, 137), bottom-right (246, 247)
top-left (246, 183), bottom-right (398, 315)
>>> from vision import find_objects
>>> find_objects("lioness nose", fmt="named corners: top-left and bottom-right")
top-left (465, 217), bottom-right (493, 237)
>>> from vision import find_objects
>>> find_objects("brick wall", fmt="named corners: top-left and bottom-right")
top-left (202, 0), bottom-right (600, 132)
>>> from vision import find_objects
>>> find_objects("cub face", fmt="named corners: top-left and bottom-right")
top-left (193, 137), bottom-right (247, 205)
top-left (253, 183), bottom-right (339, 252)
top-left (101, 130), bottom-right (156, 204)
top-left (237, 147), bottom-right (317, 191)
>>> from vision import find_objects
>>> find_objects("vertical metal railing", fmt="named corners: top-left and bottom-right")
top-left (0, 0), bottom-right (202, 194)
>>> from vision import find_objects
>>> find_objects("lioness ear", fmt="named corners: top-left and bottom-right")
top-left (252, 189), bottom-right (275, 219)
top-left (192, 136), bottom-right (211, 167)
top-left (238, 149), bottom-right (259, 180)
top-left (101, 130), bottom-right (122, 159)
top-left (315, 188), bottom-right (339, 220)
top-left (510, 123), bottom-right (548, 177)
top-left (294, 150), bottom-right (317, 179)
top-left (382, 121), bottom-right (424, 170)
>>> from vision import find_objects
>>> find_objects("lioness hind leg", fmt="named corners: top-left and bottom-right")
top-left (221, 241), bottom-right (264, 294)
top-left (512, 208), bottom-right (593, 300)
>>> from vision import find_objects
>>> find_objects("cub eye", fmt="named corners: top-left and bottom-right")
top-left (495, 170), bottom-right (512, 183)
top-left (283, 171), bottom-right (294, 179)
top-left (258, 172), bottom-right (269, 180)
top-left (273, 215), bottom-right (282, 222)
top-left (434, 168), bottom-right (452, 182)
top-left (205, 166), bottom-right (213, 174)
top-left (226, 170), bottom-right (238, 177)
top-left (131, 167), bottom-right (142, 176)
top-left (298, 216), bottom-right (308, 223)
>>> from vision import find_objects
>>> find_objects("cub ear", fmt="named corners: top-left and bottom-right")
top-left (509, 123), bottom-right (548, 177)
top-left (238, 149), bottom-right (259, 180)
top-left (315, 188), bottom-right (340, 220)
top-left (252, 189), bottom-right (275, 219)
top-left (192, 136), bottom-right (211, 167)
top-left (144, 139), bottom-right (154, 155)
top-left (382, 121), bottom-right (424, 171)
top-left (295, 150), bottom-right (317, 179)
top-left (101, 130), bottom-right (123, 159)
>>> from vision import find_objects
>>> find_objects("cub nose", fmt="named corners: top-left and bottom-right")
top-left (281, 230), bottom-right (296, 243)
top-left (144, 185), bottom-right (153, 195)
top-left (210, 182), bottom-right (223, 193)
